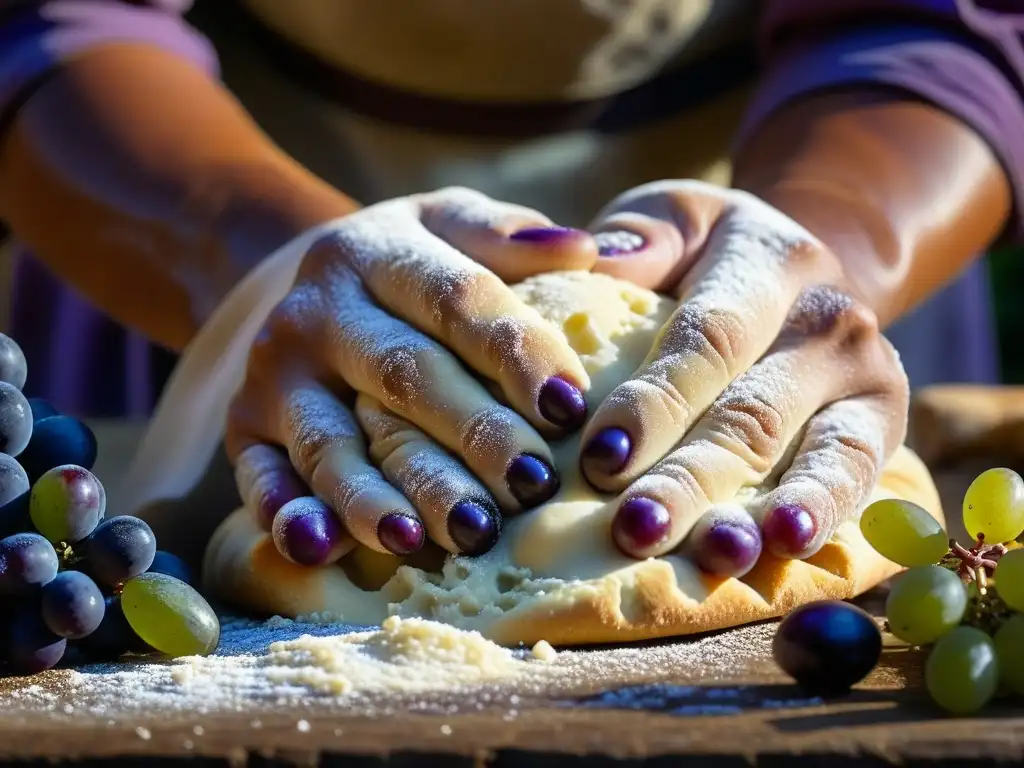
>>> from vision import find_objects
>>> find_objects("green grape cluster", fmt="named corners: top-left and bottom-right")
top-left (0, 331), bottom-right (220, 676)
top-left (861, 467), bottom-right (1024, 714)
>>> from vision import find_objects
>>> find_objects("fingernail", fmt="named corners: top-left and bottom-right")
top-left (378, 513), bottom-right (426, 555)
top-left (538, 377), bottom-right (587, 430)
top-left (509, 226), bottom-right (581, 243)
top-left (612, 497), bottom-right (671, 555)
top-left (448, 500), bottom-right (501, 556)
top-left (581, 427), bottom-right (632, 476)
top-left (595, 230), bottom-right (646, 257)
top-left (506, 454), bottom-right (559, 508)
top-left (695, 519), bottom-right (763, 578)
top-left (763, 503), bottom-right (816, 559)
top-left (272, 497), bottom-right (346, 566)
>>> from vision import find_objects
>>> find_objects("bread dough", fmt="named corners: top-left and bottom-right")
top-left (202, 272), bottom-right (944, 646)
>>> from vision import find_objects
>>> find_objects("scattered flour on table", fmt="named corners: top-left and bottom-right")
top-left (0, 617), bottom-right (780, 722)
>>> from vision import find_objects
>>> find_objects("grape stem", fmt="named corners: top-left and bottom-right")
top-left (948, 537), bottom-right (1007, 583)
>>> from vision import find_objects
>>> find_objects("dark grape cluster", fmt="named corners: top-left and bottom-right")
top-left (0, 333), bottom-right (220, 676)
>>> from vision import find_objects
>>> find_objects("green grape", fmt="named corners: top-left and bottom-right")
top-left (994, 613), bottom-right (1024, 696)
top-left (885, 565), bottom-right (967, 646)
top-left (996, 549), bottom-right (1024, 612)
top-left (860, 499), bottom-right (948, 567)
top-left (963, 468), bottom-right (1024, 545)
top-left (925, 626), bottom-right (999, 714)
top-left (120, 572), bottom-right (220, 658)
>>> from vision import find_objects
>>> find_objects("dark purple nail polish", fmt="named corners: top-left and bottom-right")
top-left (581, 427), bottom-right (632, 476)
top-left (695, 518), bottom-right (763, 578)
top-left (763, 503), bottom-right (816, 559)
top-left (448, 500), bottom-right (501, 556)
top-left (509, 226), bottom-right (580, 243)
top-left (506, 454), bottom-right (559, 508)
top-left (272, 497), bottom-right (346, 566)
top-left (612, 497), bottom-right (671, 555)
top-left (595, 230), bottom-right (646, 257)
top-left (538, 377), bottom-right (587, 430)
top-left (378, 513), bottom-right (426, 555)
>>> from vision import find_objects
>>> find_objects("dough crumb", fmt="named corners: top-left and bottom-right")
top-left (531, 640), bottom-right (557, 662)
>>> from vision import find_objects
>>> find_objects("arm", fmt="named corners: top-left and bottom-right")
top-left (731, 2), bottom-right (1024, 327)
top-left (0, 2), bottom-right (358, 352)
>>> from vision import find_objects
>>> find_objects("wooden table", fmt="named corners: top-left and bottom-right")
top-left (0, 422), bottom-right (1020, 768)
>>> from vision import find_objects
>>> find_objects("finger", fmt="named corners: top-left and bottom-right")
top-left (420, 187), bottom-right (598, 283)
top-left (608, 288), bottom-right (902, 559)
top-left (680, 504), bottom-right (763, 578)
top-left (322, 190), bottom-right (592, 435)
top-left (579, 184), bottom-right (841, 491)
top-left (316, 268), bottom-right (560, 512)
top-left (355, 394), bottom-right (501, 556)
top-left (233, 444), bottom-right (310, 531)
top-left (753, 394), bottom-right (905, 560)
top-left (589, 214), bottom-right (695, 292)
top-left (235, 373), bottom-right (427, 557)
top-left (272, 496), bottom-right (357, 566)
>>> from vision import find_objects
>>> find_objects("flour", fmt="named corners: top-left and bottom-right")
top-left (0, 615), bottom-right (782, 727)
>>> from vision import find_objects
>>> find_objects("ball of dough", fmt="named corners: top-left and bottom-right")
top-left (202, 272), bottom-right (943, 646)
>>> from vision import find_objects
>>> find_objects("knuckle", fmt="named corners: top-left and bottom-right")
top-left (786, 286), bottom-right (878, 348)
top-left (710, 391), bottom-right (786, 466)
top-left (431, 269), bottom-right (494, 329)
top-left (375, 343), bottom-right (445, 406)
top-left (692, 307), bottom-right (746, 372)
top-left (300, 233), bottom-right (355, 276)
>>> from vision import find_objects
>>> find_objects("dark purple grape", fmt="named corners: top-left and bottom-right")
top-left (272, 497), bottom-right (348, 566)
top-left (0, 533), bottom-right (58, 595)
top-left (26, 398), bottom-right (58, 422)
top-left (17, 416), bottom-right (97, 483)
top-left (79, 595), bottom-right (149, 657)
top-left (80, 516), bottom-right (156, 587)
top-left (148, 550), bottom-right (193, 586)
top-left (29, 464), bottom-right (105, 544)
top-left (0, 382), bottom-right (32, 458)
top-left (0, 333), bottom-right (27, 391)
top-left (40, 571), bottom-right (105, 639)
top-left (687, 506), bottom-right (762, 578)
top-left (0, 453), bottom-right (29, 509)
top-left (6, 608), bottom-right (66, 674)
top-left (0, 490), bottom-right (30, 538)
top-left (773, 600), bottom-right (882, 696)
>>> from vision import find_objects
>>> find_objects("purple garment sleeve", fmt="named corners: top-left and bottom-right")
top-left (737, 0), bottom-right (1024, 242)
top-left (0, 1), bottom-right (214, 418)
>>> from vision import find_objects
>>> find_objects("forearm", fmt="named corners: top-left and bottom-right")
top-left (732, 89), bottom-right (1012, 327)
top-left (0, 43), bottom-right (358, 351)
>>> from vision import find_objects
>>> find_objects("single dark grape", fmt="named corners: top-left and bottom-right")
top-left (0, 453), bottom-right (29, 507)
top-left (79, 595), bottom-right (149, 658)
top-left (773, 601), bottom-right (882, 696)
top-left (80, 516), bottom-right (156, 587)
top-left (0, 382), bottom-right (33, 458)
top-left (148, 550), bottom-right (193, 586)
top-left (0, 333), bottom-right (27, 391)
top-left (30, 464), bottom-right (105, 544)
top-left (0, 452), bottom-right (30, 535)
top-left (6, 608), bottom-right (66, 674)
top-left (0, 532), bottom-right (59, 595)
top-left (40, 571), bottom-right (105, 639)
top-left (0, 490), bottom-right (30, 538)
top-left (26, 398), bottom-right (58, 422)
top-left (17, 416), bottom-right (97, 483)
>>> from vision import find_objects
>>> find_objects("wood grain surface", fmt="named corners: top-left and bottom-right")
top-left (0, 413), bottom-right (1021, 768)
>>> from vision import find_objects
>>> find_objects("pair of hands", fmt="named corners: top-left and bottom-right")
top-left (224, 180), bottom-right (908, 578)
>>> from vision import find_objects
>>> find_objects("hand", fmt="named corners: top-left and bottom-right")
top-left (579, 180), bottom-right (909, 572)
top-left (226, 187), bottom-right (602, 562)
